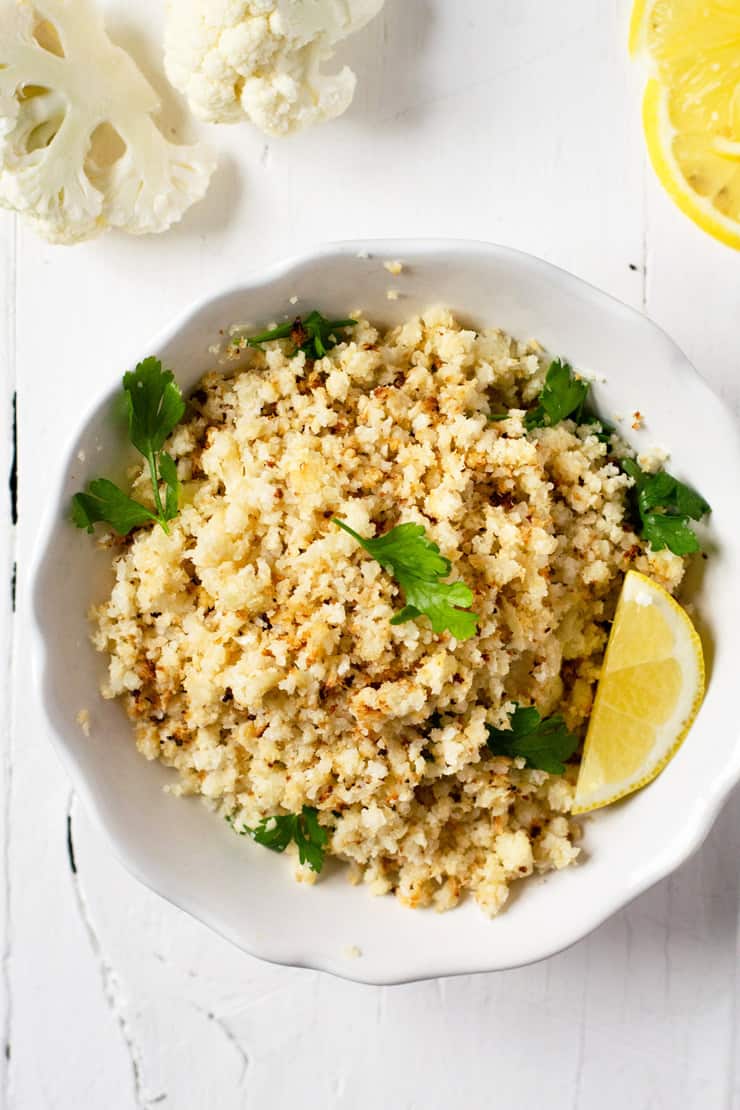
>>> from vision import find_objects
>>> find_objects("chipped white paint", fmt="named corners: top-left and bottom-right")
top-left (3, 1), bottom-right (740, 1107)
top-left (1, 210), bottom-right (16, 1110)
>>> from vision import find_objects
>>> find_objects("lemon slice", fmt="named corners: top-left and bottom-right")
top-left (573, 570), bottom-right (705, 814)
top-left (630, 0), bottom-right (740, 250)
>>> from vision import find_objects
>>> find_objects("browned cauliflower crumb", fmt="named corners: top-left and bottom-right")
top-left (91, 309), bottom-right (686, 916)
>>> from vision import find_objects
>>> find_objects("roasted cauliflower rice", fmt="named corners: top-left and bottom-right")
top-left (92, 309), bottom-right (687, 916)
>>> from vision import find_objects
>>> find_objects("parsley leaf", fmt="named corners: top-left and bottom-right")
top-left (621, 458), bottom-right (710, 555)
top-left (124, 358), bottom-right (185, 457)
top-left (334, 519), bottom-right (478, 640)
top-left (486, 705), bottom-right (579, 774)
top-left (158, 452), bottom-right (180, 522)
top-left (230, 806), bottom-right (329, 873)
top-left (70, 479), bottom-right (158, 534)
top-left (123, 358), bottom-right (185, 526)
top-left (524, 359), bottom-right (590, 430)
top-left (293, 807), bottom-right (330, 873)
top-left (641, 514), bottom-right (702, 555)
top-left (248, 311), bottom-right (357, 360)
top-left (71, 359), bottom-right (185, 536)
top-left (242, 814), bottom-right (296, 853)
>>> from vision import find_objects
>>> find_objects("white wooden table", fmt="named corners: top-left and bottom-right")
top-left (2, 2), bottom-right (740, 1107)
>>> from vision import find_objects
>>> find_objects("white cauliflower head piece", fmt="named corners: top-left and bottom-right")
top-left (0, 0), bottom-right (216, 244)
top-left (164, 0), bottom-right (385, 136)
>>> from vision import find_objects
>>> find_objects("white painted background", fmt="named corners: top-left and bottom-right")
top-left (2, 1), bottom-right (740, 1107)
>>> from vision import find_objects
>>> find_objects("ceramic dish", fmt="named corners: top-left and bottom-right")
top-left (30, 240), bottom-right (740, 984)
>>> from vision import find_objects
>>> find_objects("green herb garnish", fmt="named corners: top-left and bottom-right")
top-left (621, 458), bottom-right (710, 555)
top-left (248, 310), bottom-right (357, 360)
top-left (486, 705), bottom-right (579, 774)
top-left (229, 806), bottom-right (329, 873)
top-left (334, 520), bottom-right (478, 641)
top-left (524, 359), bottom-right (590, 430)
top-left (72, 359), bottom-right (184, 536)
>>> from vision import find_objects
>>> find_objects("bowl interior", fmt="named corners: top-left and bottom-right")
top-left (32, 241), bottom-right (740, 982)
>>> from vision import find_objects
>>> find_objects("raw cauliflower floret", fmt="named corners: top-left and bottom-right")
top-left (0, 0), bottom-right (216, 245)
top-left (164, 0), bottom-right (385, 136)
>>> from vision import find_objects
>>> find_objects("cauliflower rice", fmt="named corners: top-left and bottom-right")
top-left (92, 309), bottom-right (686, 916)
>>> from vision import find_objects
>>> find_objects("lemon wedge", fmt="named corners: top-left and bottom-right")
top-left (630, 0), bottom-right (740, 250)
top-left (573, 570), bottom-right (705, 814)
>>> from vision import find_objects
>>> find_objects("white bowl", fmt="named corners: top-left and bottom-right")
top-left (31, 240), bottom-right (740, 984)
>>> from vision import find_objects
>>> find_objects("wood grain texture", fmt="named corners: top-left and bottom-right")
top-left (0, 213), bottom-right (16, 1109)
top-left (2, 1), bottom-right (739, 1107)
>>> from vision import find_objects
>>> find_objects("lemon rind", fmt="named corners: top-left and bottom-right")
top-left (628, 0), bottom-right (649, 55)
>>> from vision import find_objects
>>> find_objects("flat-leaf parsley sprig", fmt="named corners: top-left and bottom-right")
top-left (72, 358), bottom-right (185, 536)
top-left (334, 519), bottom-right (478, 641)
top-left (247, 310), bottom-right (357, 360)
top-left (486, 705), bottom-right (579, 775)
top-left (488, 359), bottom-right (591, 429)
top-left (524, 359), bottom-right (590, 430)
top-left (228, 806), bottom-right (329, 873)
top-left (621, 458), bottom-right (710, 556)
